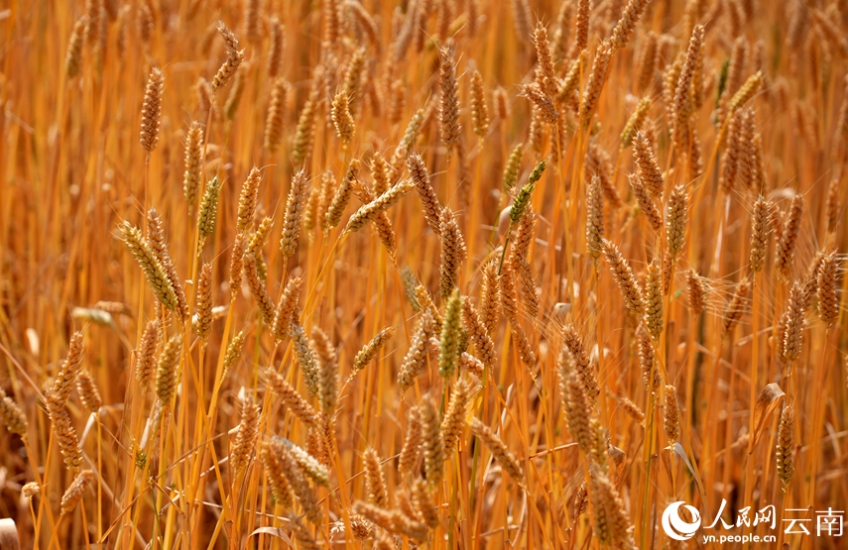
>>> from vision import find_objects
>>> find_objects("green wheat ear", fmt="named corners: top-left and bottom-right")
top-left (119, 221), bottom-right (178, 312)
top-left (439, 289), bottom-right (463, 378)
top-left (510, 160), bottom-right (545, 226)
top-left (498, 160), bottom-right (546, 275)
top-left (197, 175), bottom-right (221, 243)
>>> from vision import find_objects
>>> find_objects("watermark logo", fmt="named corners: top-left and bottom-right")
top-left (661, 501), bottom-right (701, 541)
top-left (659, 499), bottom-right (842, 544)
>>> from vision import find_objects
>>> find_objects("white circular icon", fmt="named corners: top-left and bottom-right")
top-left (662, 501), bottom-right (702, 541)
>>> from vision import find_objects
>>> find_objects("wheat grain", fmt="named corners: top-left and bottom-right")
top-left (776, 194), bottom-right (803, 279)
top-left (672, 25), bottom-right (704, 147)
top-left (630, 174), bottom-right (662, 232)
top-left (553, 0), bottom-right (572, 61)
top-left (229, 393), bottom-right (260, 472)
top-left (266, 16), bottom-right (284, 78)
top-left (632, 132), bottom-right (664, 197)
top-left (222, 330), bottom-right (245, 377)
top-left (66, 16), bottom-right (88, 78)
top-left (826, 179), bottom-right (840, 235)
top-left (603, 239), bottom-right (645, 316)
top-left (616, 395), bottom-right (645, 423)
top-left (411, 477), bottom-right (440, 528)
top-left (45, 390), bottom-right (83, 472)
top-left (438, 45), bottom-right (461, 152)
top-left (292, 95), bottom-right (318, 168)
top-left (610, 0), bottom-right (651, 49)
top-left (325, 159), bottom-right (360, 232)
top-left (522, 83), bottom-right (559, 124)
top-left (750, 195), bottom-right (771, 273)
top-left (263, 367), bottom-right (319, 427)
top-left (261, 439), bottom-right (294, 508)
top-left (471, 70), bottom-right (490, 138)
top-left (155, 335), bottom-right (182, 405)
top-left (347, 1), bottom-right (380, 52)
top-left (120, 223), bottom-right (179, 312)
top-left (561, 324), bottom-right (599, 401)
top-left (331, 91), bottom-right (355, 144)
top-left (719, 109), bottom-right (744, 193)
top-left (399, 405), bottom-right (423, 477)
top-left (264, 78), bottom-right (288, 152)
top-left (493, 86), bottom-right (510, 121)
top-left (441, 377), bottom-right (474, 455)
top-left (461, 297), bottom-right (496, 366)
top-left (281, 438), bottom-right (330, 486)
top-left (580, 42), bottom-right (612, 127)
top-left (21, 482), bottom-right (40, 500)
top-left (816, 253), bottom-right (838, 326)
top-left (364, 447), bottom-right (389, 507)
top-left (236, 168), bottom-right (261, 233)
top-left (137, 3), bottom-right (153, 48)
top-left (272, 438), bottom-right (323, 523)
top-left (280, 170), bottom-right (309, 258)
top-left (776, 404), bottom-right (794, 486)
top-left (589, 464), bottom-right (636, 550)
top-left (620, 98), bottom-right (651, 149)
top-left (60, 470), bottom-right (95, 515)
top-left (244, 256), bottom-right (275, 324)
top-left (197, 175), bottom-right (222, 244)
top-left (140, 67), bottom-right (164, 153)
top-left (469, 418), bottom-right (524, 485)
top-left (722, 277), bottom-right (751, 337)
top-left (196, 77), bottom-right (220, 120)
top-left (420, 397), bottom-right (445, 484)
top-left (0, 388), bottom-right (28, 438)
top-left (664, 385), bottom-right (680, 443)
top-left (228, 234), bottom-right (246, 298)
top-left (135, 320), bottom-right (160, 388)
top-left (345, 179), bottom-right (413, 234)
top-left (728, 71), bottom-right (763, 113)
top-left (439, 208), bottom-right (467, 299)
top-left (183, 122), bottom-right (204, 205)
top-left (636, 32), bottom-right (658, 94)
top-left (211, 37), bottom-right (244, 92)
top-left (575, 0), bottom-right (590, 52)
top-left (195, 263), bottom-right (213, 340)
top-left (147, 209), bottom-right (189, 320)
top-left (559, 346), bottom-right (599, 459)
top-left (353, 327), bottom-right (396, 371)
top-left (509, 0), bottom-right (531, 40)
top-left (557, 53), bottom-right (583, 115)
top-left (51, 332), bottom-right (85, 404)
top-left (76, 368), bottom-right (102, 414)
top-left (644, 259), bottom-right (663, 339)
top-left (438, 290), bottom-right (462, 378)
top-left (666, 185), bottom-right (687, 258)
top-left (353, 181), bottom-right (399, 256)
top-left (408, 153), bottom-right (443, 235)
top-left (586, 142), bottom-right (623, 208)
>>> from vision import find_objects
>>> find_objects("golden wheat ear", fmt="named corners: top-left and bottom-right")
top-left (776, 404), bottom-right (795, 486)
top-left (0, 388), bottom-right (28, 438)
top-left (228, 391), bottom-right (259, 473)
top-left (438, 44), bottom-right (461, 153)
top-left (139, 67), bottom-right (163, 154)
top-left (280, 170), bottom-right (310, 259)
top-left (264, 78), bottom-right (289, 152)
top-left (60, 470), bottom-right (95, 515)
top-left (469, 417), bottom-right (525, 485)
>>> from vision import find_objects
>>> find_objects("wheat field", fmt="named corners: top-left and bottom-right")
top-left (0, 0), bottom-right (846, 548)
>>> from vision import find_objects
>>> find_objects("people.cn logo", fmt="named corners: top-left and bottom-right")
top-left (662, 502), bottom-right (702, 541)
